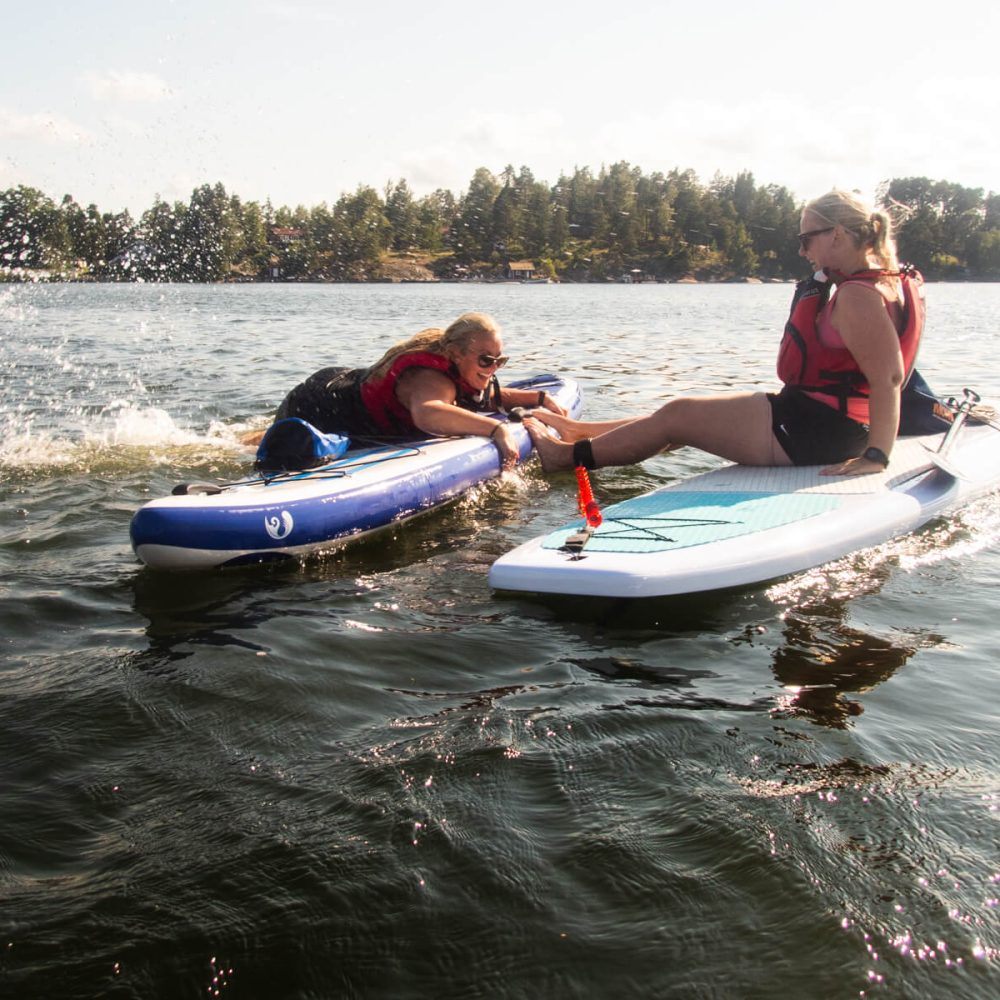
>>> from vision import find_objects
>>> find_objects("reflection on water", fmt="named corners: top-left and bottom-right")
top-left (518, 500), bottom-right (1000, 730)
top-left (769, 604), bottom-right (922, 727)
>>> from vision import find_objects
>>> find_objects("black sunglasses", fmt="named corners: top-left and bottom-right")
top-left (797, 226), bottom-right (834, 251)
top-left (477, 353), bottom-right (509, 369)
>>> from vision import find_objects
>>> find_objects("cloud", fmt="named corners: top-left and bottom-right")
top-left (576, 84), bottom-right (1000, 203)
top-left (83, 70), bottom-right (173, 103)
top-left (388, 110), bottom-right (566, 194)
top-left (266, 1), bottom-right (344, 23)
top-left (0, 108), bottom-right (89, 144)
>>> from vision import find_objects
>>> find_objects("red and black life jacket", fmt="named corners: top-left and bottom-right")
top-left (776, 265), bottom-right (925, 422)
top-left (359, 351), bottom-right (500, 434)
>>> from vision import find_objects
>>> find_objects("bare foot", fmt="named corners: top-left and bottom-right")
top-left (525, 418), bottom-right (574, 471)
top-left (531, 410), bottom-right (588, 443)
top-left (240, 429), bottom-right (266, 447)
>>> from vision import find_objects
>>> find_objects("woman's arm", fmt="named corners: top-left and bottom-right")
top-left (820, 283), bottom-right (904, 476)
top-left (397, 369), bottom-right (520, 469)
top-left (499, 385), bottom-right (568, 417)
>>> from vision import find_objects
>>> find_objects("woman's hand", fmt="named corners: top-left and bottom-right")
top-left (820, 454), bottom-right (887, 477)
top-left (537, 391), bottom-right (568, 418)
top-left (502, 386), bottom-right (568, 417)
top-left (490, 422), bottom-right (520, 471)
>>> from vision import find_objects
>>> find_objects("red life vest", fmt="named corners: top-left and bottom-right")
top-left (359, 351), bottom-right (499, 434)
top-left (776, 266), bottom-right (925, 423)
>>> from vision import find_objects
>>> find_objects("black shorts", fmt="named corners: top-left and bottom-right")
top-left (767, 387), bottom-right (868, 465)
top-left (275, 366), bottom-right (377, 436)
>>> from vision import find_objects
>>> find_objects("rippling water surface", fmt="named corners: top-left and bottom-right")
top-left (2, 281), bottom-right (1000, 999)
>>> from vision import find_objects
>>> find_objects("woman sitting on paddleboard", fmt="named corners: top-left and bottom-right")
top-left (527, 189), bottom-right (924, 477)
top-left (247, 312), bottom-right (567, 470)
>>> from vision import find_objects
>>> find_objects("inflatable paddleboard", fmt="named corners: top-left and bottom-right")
top-left (131, 374), bottom-right (581, 571)
top-left (489, 407), bottom-right (1000, 599)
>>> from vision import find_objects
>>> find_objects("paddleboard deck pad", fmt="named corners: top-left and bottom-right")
top-left (489, 413), bottom-right (1000, 599)
top-left (131, 374), bottom-right (581, 571)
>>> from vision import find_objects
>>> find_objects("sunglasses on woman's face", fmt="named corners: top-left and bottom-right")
top-left (477, 353), bottom-right (509, 369)
top-left (797, 226), bottom-right (834, 251)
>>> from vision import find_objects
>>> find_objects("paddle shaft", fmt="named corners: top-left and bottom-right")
top-left (926, 388), bottom-right (982, 478)
top-left (939, 389), bottom-right (981, 455)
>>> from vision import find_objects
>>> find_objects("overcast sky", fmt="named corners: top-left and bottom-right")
top-left (4, 0), bottom-right (997, 215)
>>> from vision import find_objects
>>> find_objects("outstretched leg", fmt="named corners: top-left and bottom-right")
top-left (528, 392), bottom-right (791, 471)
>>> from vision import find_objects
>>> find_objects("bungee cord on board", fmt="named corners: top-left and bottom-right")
top-left (171, 438), bottom-right (431, 495)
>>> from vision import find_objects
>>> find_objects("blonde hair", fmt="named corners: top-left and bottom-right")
top-left (365, 312), bottom-right (500, 380)
top-left (804, 189), bottom-right (900, 271)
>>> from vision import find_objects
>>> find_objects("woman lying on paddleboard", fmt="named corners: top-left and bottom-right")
top-left (246, 312), bottom-right (567, 470)
top-left (527, 189), bottom-right (924, 477)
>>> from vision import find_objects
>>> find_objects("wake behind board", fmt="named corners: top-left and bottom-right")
top-left (489, 413), bottom-right (1000, 599)
top-left (131, 374), bottom-right (581, 571)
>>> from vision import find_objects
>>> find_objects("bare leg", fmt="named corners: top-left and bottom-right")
top-left (240, 429), bottom-right (266, 447)
top-left (528, 392), bottom-right (791, 471)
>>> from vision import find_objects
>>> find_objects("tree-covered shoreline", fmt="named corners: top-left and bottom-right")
top-left (3, 165), bottom-right (999, 284)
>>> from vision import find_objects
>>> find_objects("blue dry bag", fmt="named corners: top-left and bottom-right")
top-left (899, 370), bottom-right (954, 436)
top-left (254, 418), bottom-right (350, 472)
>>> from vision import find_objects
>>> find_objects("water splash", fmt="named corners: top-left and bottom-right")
top-left (766, 490), bottom-right (1000, 610)
top-left (0, 403), bottom-right (250, 474)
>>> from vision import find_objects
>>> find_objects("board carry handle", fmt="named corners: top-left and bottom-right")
top-left (172, 482), bottom-right (224, 496)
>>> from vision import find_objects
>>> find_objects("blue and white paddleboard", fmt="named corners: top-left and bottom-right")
top-left (489, 410), bottom-right (1000, 599)
top-left (131, 374), bottom-right (582, 571)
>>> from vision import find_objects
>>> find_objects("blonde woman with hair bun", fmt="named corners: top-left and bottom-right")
top-left (527, 188), bottom-right (926, 478)
top-left (247, 312), bottom-right (567, 471)
top-left (802, 189), bottom-right (901, 272)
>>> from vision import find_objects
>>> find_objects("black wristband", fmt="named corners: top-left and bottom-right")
top-left (537, 390), bottom-right (546, 406)
top-left (862, 446), bottom-right (889, 468)
top-left (572, 438), bottom-right (597, 470)
top-left (490, 423), bottom-right (504, 440)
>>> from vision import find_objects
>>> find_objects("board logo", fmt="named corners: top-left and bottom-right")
top-left (264, 510), bottom-right (294, 540)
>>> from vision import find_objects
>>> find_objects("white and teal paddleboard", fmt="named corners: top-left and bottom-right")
top-left (489, 413), bottom-right (1000, 599)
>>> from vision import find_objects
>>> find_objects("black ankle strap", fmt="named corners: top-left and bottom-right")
top-left (572, 439), bottom-right (596, 470)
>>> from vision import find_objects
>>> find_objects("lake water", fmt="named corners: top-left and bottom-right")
top-left (2, 280), bottom-right (1000, 999)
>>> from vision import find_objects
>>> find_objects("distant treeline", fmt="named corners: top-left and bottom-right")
top-left (2, 165), bottom-right (999, 283)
